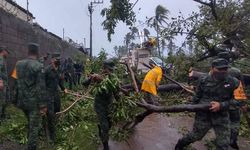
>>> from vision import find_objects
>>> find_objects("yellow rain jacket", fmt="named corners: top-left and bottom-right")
top-left (141, 66), bottom-right (162, 95)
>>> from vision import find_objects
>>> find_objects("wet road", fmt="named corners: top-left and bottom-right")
top-left (106, 113), bottom-right (250, 150)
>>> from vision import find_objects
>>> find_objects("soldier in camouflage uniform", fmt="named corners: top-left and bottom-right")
top-left (175, 58), bottom-right (239, 150)
top-left (45, 52), bottom-right (67, 142)
top-left (65, 58), bottom-right (75, 90)
top-left (0, 46), bottom-right (9, 121)
top-left (15, 43), bottom-right (47, 150)
top-left (82, 59), bottom-right (120, 150)
top-left (218, 52), bottom-right (247, 149)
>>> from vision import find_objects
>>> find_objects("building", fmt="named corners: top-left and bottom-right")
top-left (0, 0), bottom-right (35, 22)
top-left (120, 48), bottom-right (151, 73)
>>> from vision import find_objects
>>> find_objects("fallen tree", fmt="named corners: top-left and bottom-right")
top-left (189, 70), bottom-right (250, 86)
top-left (124, 103), bottom-right (211, 129)
top-left (122, 83), bottom-right (185, 93)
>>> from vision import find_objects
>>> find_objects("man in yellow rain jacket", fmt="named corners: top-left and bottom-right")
top-left (141, 58), bottom-right (163, 105)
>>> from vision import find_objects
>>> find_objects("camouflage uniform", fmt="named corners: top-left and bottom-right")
top-left (176, 59), bottom-right (239, 150)
top-left (94, 73), bottom-right (119, 150)
top-left (45, 62), bottom-right (65, 141)
top-left (0, 55), bottom-right (8, 119)
top-left (218, 52), bottom-right (246, 149)
top-left (16, 43), bottom-right (46, 150)
top-left (83, 59), bottom-right (119, 150)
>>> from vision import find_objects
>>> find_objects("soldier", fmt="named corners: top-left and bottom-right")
top-left (141, 58), bottom-right (163, 105)
top-left (175, 58), bottom-right (240, 150)
top-left (65, 58), bottom-right (75, 89)
top-left (82, 59), bottom-right (122, 150)
top-left (44, 52), bottom-right (67, 142)
top-left (0, 46), bottom-right (9, 121)
top-left (218, 52), bottom-right (248, 149)
top-left (15, 43), bottom-right (47, 150)
top-left (74, 62), bottom-right (84, 85)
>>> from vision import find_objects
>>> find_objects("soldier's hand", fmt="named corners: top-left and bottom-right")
top-left (40, 107), bottom-right (48, 116)
top-left (0, 80), bottom-right (4, 90)
top-left (210, 101), bottom-right (221, 112)
top-left (91, 74), bottom-right (102, 81)
top-left (64, 89), bottom-right (68, 94)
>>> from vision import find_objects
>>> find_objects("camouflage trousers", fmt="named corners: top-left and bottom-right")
top-left (229, 108), bottom-right (241, 144)
top-left (177, 111), bottom-right (230, 150)
top-left (45, 93), bottom-right (60, 142)
top-left (23, 108), bottom-right (42, 150)
top-left (0, 88), bottom-right (7, 118)
top-left (94, 96), bottom-right (112, 143)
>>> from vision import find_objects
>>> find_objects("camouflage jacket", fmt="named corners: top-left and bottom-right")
top-left (45, 64), bottom-right (65, 94)
top-left (193, 74), bottom-right (239, 111)
top-left (16, 57), bottom-right (46, 109)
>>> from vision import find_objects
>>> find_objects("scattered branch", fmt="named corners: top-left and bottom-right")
top-left (56, 90), bottom-right (94, 116)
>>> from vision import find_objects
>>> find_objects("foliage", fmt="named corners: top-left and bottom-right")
top-left (85, 50), bottom-right (107, 74)
top-left (101, 0), bottom-right (136, 41)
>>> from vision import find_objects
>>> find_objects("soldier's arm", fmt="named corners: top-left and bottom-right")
top-left (59, 77), bottom-right (65, 91)
top-left (36, 63), bottom-right (47, 108)
top-left (192, 77), bottom-right (204, 104)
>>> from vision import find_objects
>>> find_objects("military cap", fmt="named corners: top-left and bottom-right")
top-left (51, 52), bottom-right (61, 59)
top-left (28, 43), bottom-right (39, 54)
top-left (218, 52), bottom-right (230, 61)
top-left (211, 58), bottom-right (229, 69)
top-left (0, 46), bottom-right (10, 54)
top-left (103, 59), bottom-right (116, 70)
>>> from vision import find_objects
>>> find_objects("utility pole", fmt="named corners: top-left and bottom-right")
top-left (88, 0), bottom-right (103, 58)
top-left (26, 0), bottom-right (29, 22)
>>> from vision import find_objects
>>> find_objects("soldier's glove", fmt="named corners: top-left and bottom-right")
top-left (0, 80), bottom-right (3, 90)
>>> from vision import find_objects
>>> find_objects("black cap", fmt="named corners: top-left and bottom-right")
top-left (51, 52), bottom-right (61, 60)
top-left (28, 43), bottom-right (39, 54)
top-left (0, 46), bottom-right (10, 54)
top-left (211, 58), bottom-right (229, 69)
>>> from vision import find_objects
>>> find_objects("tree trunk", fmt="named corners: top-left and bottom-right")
top-left (137, 103), bottom-right (210, 113)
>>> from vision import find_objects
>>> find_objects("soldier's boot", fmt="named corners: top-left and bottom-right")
top-left (175, 140), bottom-right (185, 150)
top-left (230, 131), bottom-right (239, 150)
top-left (230, 138), bottom-right (239, 150)
top-left (103, 141), bottom-right (109, 150)
top-left (28, 145), bottom-right (36, 150)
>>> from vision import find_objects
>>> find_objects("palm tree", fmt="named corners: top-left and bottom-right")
top-left (147, 5), bottom-right (169, 57)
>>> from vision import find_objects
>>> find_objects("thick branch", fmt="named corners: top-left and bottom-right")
top-left (193, 0), bottom-right (211, 6)
top-left (137, 103), bottom-right (210, 113)
top-left (193, 0), bottom-right (218, 20)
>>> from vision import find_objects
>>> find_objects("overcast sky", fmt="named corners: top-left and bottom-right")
top-left (14, 0), bottom-right (199, 56)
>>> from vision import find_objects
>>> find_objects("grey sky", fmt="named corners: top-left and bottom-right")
top-left (15, 0), bottom-right (199, 56)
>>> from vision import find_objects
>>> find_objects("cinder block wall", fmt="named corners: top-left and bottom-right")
top-left (0, 8), bottom-right (83, 72)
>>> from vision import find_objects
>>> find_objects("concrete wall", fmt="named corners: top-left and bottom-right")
top-left (0, 0), bottom-right (33, 22)
top-left (0, 7), bottom-right (83, 81)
